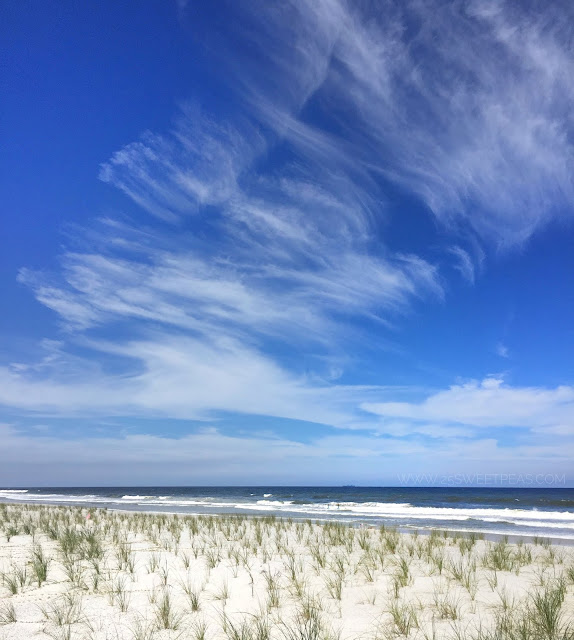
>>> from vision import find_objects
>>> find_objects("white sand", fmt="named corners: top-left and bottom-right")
top-left (0, 503), bottom-right (573, 639)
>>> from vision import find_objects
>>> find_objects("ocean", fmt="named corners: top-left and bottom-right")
top-left (2, 486), bottom-right (574, 542)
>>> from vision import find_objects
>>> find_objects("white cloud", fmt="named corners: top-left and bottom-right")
top-left (0, 334), bottom-right (407, 432)
top-left (99, 111), bottom-right (264, 220)
top-left (11, 124), bottom-right (443, 431)
top-left (19, 224), bottom-right (441, 341)
top-left (496, 343), bottom-right (509, 358)
top-left (0, 336), bottom-right (343, 424)
top-left (449, 246), bottom-right (476, 284)
top-left (372, 420), bottom-right (475, 439)
top-left (363, 376), bottom-right (574, 432)
top-left (15, 96), bottom-right (444, 432)
top-left (220, 0), bottom-right (574, 247)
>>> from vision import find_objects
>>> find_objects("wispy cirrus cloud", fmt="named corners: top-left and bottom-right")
top-left (448, 246), bottom-right (477, 284)
top-left (12, 93), bottom-right (442, 435)
top-left (496, 343), bottom-right (510, 359)
top-left (208, 0), bottom-right (574, 251)
top-left (99, 112), bottom-right (264, 221)
top-left (21, 95), bottom-right (444, 348)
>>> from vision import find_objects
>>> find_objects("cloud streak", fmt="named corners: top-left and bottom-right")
top-left (209, 0), bottom-right (574, 248)
top-left (363, 376), bottom-right (574, 433)
top-left (13, 92), bottom-right (443, 438)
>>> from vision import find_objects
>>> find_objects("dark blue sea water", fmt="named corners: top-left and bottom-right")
top-left (2, 486), bottom-right (574, 541)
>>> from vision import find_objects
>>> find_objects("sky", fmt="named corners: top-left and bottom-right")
top-left (1, 0), bottom-right (573, 487)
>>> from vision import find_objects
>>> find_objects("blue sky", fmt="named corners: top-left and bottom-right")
top-left (1, 0), bottom-right (573, 486)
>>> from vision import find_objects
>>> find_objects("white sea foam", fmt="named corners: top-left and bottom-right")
top-left (138, 499), bottom-right (232, 508)
top-left (238, 500), bottom-right (574, 526)
top-left (0, 493), bottom-right (108, 504)
top-left (0, 490), bottom-right (28, 494)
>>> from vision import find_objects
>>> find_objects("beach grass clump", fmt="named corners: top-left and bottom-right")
top-left (221, 613), bottom-right (255, 640)
top-left (357, 551), bottom-right (377, 582)
top-left (179, 549), bottom-right (192, 569)
top-left (433, 591), bottom-right (463, 620)
top-left (190, 617), bottom-right (209, 640)
top-left (394, 555), bottom-right (412, 589)
top-left (213, 580), bottom-right (231, 606)
top-left (324, 571), bottom-right (343, 600)
top-left (115, 540), bottom-right (135, 572)
top-left (289, 574), bottom-right (309, 601)
top-left (252, 610), bottom-right (272, 640)
top-left (153, 588), bottom-right (183, 630)
top-left (107, 574), bottom-right (131, 612)
top-left (206, 546), bottom-right (222, 569)
top-left (528, 579), bottom-right (571, 640)
top-left (146, 551), bottom-right (161, 574)
top-left (280, 603), bottom-right (326, 640)
top-left (482, 539), bottom-right (515, 572)
top-left (61, 554), bottom-right (86, 589)
top-left (83, 528), bottom-right (104, 560)
top-left (474, 579), bottom-right (572, 640)
top-left (430, 549), bottom-right (446, 575)
top-left (129, 617), bottom-right (156, 640)
top-left (263, 568), bottom-right (281, 608)
top-left (485, 568), bottom-right (498, 591)
top-left (43, 624), bottom-right (75, 640)
top-left (514, 544), bottom-right (533, 569)
top-left (4, 524), bottom-right (19, 542)
top-left (1, 570), bottom-right (19, 595)
top-left (284, 550), bottom-right (303, 581)
top-left (357, 528), bottom-right (371, 551)
top-left (458, 536), bottom-right (476, 555)
top-left (39, 591), bottom-right (85, 627)
top-left (30, 543), bottom-right (51, 586)
top-left (0, 563), bottom-right (28, 594)
top-left (57, 526), bottom-right (83, 558)
top-left (493, 586), bottom-right (516, 619)
top-left (159, 563), bottom-right (170, 586)
top-left (0, 600), bottom-right (17, 625)
top-left (383, 530), bottom-right (400, 554)
top-left (388, 600), bottom-right (419, 637)
top-left (180, 575), bottom-right (203, 612)
top-left (309, 543), bottom-right (327, 571)
top-left (533, 536), bottom-right (551, 548)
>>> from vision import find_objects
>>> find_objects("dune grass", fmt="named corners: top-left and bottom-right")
top-left (0, 501), bottom-right (571, 640)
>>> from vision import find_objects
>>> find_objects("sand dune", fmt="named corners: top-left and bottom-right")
top-left (0, 503), bottom-right (573, 639)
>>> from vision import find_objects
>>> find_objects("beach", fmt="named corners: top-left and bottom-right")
top-left (1, 503), bottom-right (574, 640)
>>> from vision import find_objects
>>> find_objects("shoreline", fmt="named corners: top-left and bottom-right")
top-left (0, 497), bottom-right (574, 546)
top-left (94, 507), bottom-right (574, 547)
top-left (2, 491), bottom-right (574, 546)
